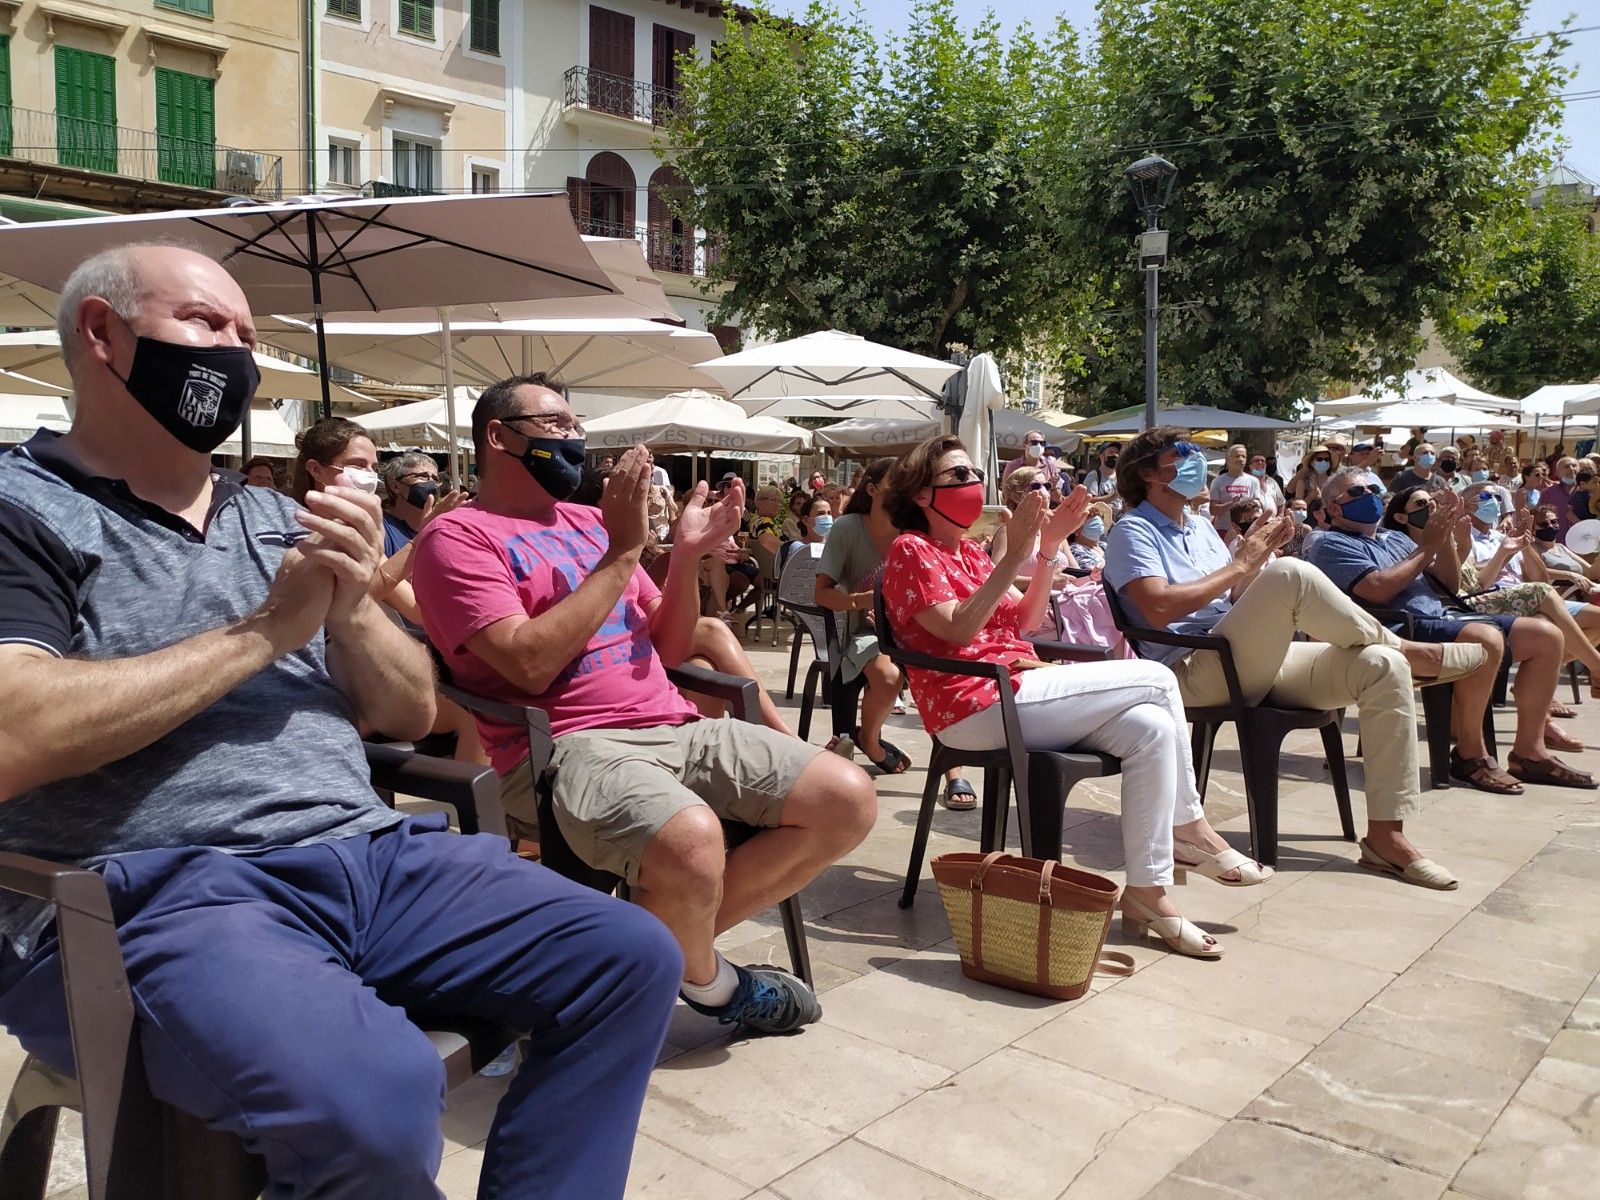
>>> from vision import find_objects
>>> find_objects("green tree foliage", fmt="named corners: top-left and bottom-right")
top-left (1440, 196), bottom-right (1600, 396)
top-left (663, 0), bottom-right (1086, 359)
top-left (1057, 0), bottom-right (1570, 415)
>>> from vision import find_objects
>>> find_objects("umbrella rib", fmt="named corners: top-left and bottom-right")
top-left (201, 212), bottom-right (314, 270)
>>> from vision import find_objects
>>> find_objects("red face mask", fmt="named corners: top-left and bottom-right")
top-left (928, 481), bottom-right (985, 529)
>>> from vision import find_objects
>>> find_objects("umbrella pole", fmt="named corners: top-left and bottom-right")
top-left (306, 216), bottom-right (333, 421)
top-left (440, 306), bottom-right (460, 486)
top-left (241, 403), bottom-right (253, 462)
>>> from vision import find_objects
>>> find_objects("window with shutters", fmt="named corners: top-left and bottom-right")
top-left (470, 166), bottom-right (498, 193)
top-left (55, 47), bottom-right (117, 175)
top-left (155, 68), bottom-right (216, 188)
top-left (156, 0), bottom-right (215, 16)
top-left (398, 0), bottom-right (435, 39)
top-left (328, 138), bottom-right (359, 186)
top-left (326, 0), bottom-right (361, 19)
top-left (0, 36), bottom-right (12, 158)
top-left (469, 0), bottom-right (499, 54)
top-left (393, 135), bottom-right (436, 192)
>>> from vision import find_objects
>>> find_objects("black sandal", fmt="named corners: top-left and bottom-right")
top-left (942, 779), bottom-right (977, 811)
top-left (855, 728), bottom-right (910, 775)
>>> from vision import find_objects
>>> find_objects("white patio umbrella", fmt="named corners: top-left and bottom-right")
top-left (265, 317), bottom-right (722, 393)
top-left (956, 354), bottom-right (1006, 501)
top-left (991, 407), bottom-right (1083, 457)
top-left (1315, 367), bottom-right (1515, 416)
top-left (351, 389), bottom-right (479, 452)
top-left (1069, 404), bottom-right (1301, 434)
top-left (217, 404), bottom-right (303, 459)
top-left (1330, 398), bottom-right (1519, 430)
top-left (0, 393), bottom-right (70, 444)
top-left (724, 394), bottom-right (939, 421)
top-left (701, 330), bottom-right (960, 409)
top-left (1548, 384), bottom-right (1600, 417)
top-left (811, 416), bottom-right (942, 457)
top-left (0, 192), bottom-right (618, 479)
top-left (583, 390), bottom-right (811, 456)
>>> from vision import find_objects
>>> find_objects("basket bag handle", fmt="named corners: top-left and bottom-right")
top-left (969, 852), bottom-right (1134, 980)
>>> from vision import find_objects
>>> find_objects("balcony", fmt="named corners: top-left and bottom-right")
top-left (575, 214), bottom-right (719, 279)
top-left (0, 105), bottom-right (283, 199)
top-left (562, 66), bottom-right (681, 140)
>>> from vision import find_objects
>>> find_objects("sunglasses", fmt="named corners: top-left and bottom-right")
top-left (1025, 438), bottom-right (1046, 446)
top-left (938, 464), bottom-right (986, 484)
top-left (1024, 481), bottom-right (1049, 492)
top-left (1343, 484), bottom-right (1384, 499)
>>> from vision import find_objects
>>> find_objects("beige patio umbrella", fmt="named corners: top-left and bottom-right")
top-left (0, 192), bottom-right (618, 477)
top-left (264, 317), bottom-right (723, 393)
top-left (583, 390), bottom-right (812, 456)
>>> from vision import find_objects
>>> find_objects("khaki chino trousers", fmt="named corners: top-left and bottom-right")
top-left (1169, 558), bottom-right (1422, 822)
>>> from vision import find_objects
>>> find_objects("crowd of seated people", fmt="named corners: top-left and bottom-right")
top-left (7, 241), bottom-right (1600, 1200)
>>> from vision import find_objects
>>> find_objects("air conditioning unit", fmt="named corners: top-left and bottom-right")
top-left (219, 150), bottom-right (262, 193)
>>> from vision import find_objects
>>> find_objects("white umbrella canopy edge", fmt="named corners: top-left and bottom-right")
top-left (1328, 398), bottom-right (1520, 429)
top-left (0, 392), bottom-right (70, 444)
top-left (1316, 367), bottom-right (1515, 416)
top-left (702, 330), bottom-right (960, 401)
top-left (583, 389), bottom-right (811, 455)
top-left (1069, 404), bottom-right (1302, 434)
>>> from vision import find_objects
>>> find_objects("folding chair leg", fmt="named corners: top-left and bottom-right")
top-left (778, 895), bottom-right (813, 987)
top-left (1419, 683), bottom-right (1454, 789)
top-left (979, 767), bottom-right (1009, 853)
top-left (900, 766), bottom-right (946, 909)
top-left (1235, 723), bottom-right (1281, 867)
top-left (1482, 698), bottom-right (1497, 761)
top-left (0, 1105), bottom-right (58, 1200)
top-left (1191, 723), bottom-right (1219, 801)
top-left (1570, 661), bottom-right (1582, 705)
top-left (1024, 755), bottom-right (1073, 863)
top-left (786, 633), bottom-right (802, 699)
top-left (1320, 719), bottom-right (1356, 843)
top-left (797, 662), bottom-right (823, 742)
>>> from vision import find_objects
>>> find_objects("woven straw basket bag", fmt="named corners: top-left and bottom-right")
top-left (932, 851), bottom-right (1135, 1000)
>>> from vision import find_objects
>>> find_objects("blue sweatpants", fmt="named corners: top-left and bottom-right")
top-left (0, 815), bottom-right (683, 1200)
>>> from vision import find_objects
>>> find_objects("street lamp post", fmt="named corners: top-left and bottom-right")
top-left (1124, 154), bottom-right (1178, 431)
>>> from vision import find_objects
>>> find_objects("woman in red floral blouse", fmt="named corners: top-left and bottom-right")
top-left (881, 436), bottom-right (1271, 959)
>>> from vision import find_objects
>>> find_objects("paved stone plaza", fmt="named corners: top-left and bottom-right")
top-left (8, 636), bottom-right (1599, 1199)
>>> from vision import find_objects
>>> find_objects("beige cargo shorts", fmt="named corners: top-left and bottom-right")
top-left (498, 719), bottom-right (822, 886)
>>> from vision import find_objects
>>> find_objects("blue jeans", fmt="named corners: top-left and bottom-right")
top-left (0, 816), bottom-right (682, 1200)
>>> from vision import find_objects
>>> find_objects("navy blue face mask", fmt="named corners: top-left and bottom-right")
top-left (506, 429), bottom-right (587, 500)
top-left (1339, 491), bottom-right (1386, 526)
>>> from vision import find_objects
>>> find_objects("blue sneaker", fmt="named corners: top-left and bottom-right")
top-left (682, 964), bottom-right (821, 1034)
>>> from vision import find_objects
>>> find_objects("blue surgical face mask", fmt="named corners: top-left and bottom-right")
top-left (1526, 487), bottom-right (1541, 508)
top-left (1249, 466), bottom-right (1265, 477)
top-left (1167, 450), bottom-right (1210, 500)
top-left (1081, 516), bottom-right (1106, 542)
top-left (1471, 470), bottom-right (1489, 483)
top-left (1562, 473), bottom-right (1577, 487)
top-left (1476, 497), bottom-right (1502, 524)
top-left (1312, 459), bottom-right (1331, 475)
top-left (1292, 509), bottom-right (1308, 524)
top-left (1417, 452), bottom-right (1436, 469)
top-left (810, 515), bottom-right (834, 538)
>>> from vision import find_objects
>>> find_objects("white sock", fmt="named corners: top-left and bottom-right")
top-left (680, 954), bottom-right (739, 1007)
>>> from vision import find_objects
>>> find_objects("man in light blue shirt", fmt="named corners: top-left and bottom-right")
top-left (1104, 427), bottom-right (1485, 890)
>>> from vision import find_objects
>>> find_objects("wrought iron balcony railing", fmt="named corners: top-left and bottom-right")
top-left (0, 105), bottom-right (283, 197)
top-left (562, 66), bottom-right (681, 127)
top-left (573, 214), bottom-right (722, 278)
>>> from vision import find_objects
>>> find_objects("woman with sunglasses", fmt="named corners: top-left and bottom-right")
top-left (881, 435), bottom-right (1261, 959)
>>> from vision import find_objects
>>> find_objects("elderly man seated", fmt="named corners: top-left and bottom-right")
top-left (411, 374), bottom-right (876, 1036)
top-left (1307, 467), bottom-right (1593, 792)
top-left (0, 246), bottom-right (682, 1200)
top-left (1103, 427), bottom-right (1486, 890)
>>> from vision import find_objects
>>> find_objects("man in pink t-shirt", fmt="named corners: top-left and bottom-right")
top-left (412, 374), bottom-right (875, 1035)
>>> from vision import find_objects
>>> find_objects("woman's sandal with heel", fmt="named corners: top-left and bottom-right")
top-left (1121, 894), bottom-right (1223, 959)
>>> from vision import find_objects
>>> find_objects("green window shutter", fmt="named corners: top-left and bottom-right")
top-left (156, 0), bottom-right (214, 15)
top-left (156, 68), bottom-right (215, 188)
top-left (326, 0), bottom-right (361, 18)
top-left (55, 47), bottom-right (117, 174)
top-left (471, 0), bottom-right (499, 54)
top-left (0, 35), bottom-right (12, 157)
top-left (400, 0), bottom-right (433, 38)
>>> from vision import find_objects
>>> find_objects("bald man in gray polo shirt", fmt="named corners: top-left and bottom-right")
top-left (0, 244), bottom-right (680, 1200)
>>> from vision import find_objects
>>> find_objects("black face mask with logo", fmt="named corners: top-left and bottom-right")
top-left (509, 433), bottom-right (587, 500)
top-left (117, 335), bottom-right (260, 454)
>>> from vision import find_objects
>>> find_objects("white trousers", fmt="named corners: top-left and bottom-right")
top-left (938, 659), bottom-right (1205, 887)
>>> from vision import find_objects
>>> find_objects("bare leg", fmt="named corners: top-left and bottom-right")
top-left (854, 654), bottom-right (902, 766)
top-left (716, 753), bottom-right (875, 933)
top-left (1507, 617), bottom-right (1564, 760)
top-left (433, 693), bottom-right (487, 764)
top-left (681, 616), bottom-right (794, 735)
top-left (704, 558), bottom-right (730, 615)
top-left (1402, 626), bottom-right (1501, 759)
top-left (633, 806), bottom-right (728, 985)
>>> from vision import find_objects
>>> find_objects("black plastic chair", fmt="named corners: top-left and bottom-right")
top-left (1365, 605), bottom-right (1504, 788)
top-left (783, 600), bottom-right (867, 744)
top-left (1102, 583), bottom-right (1354, 866)
top-left (872, 591), bottom-right (1123, 909)
top-left (0, 746), bottom-right (516, 1200)
top-left (440, 663), bottom-right (813, 987)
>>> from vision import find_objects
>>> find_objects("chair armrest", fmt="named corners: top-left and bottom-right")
top-left (363, 742), bottom-right (507, 840)
top-left (884, 644), bottom-right (1010, 683)
top-left (666, 662), bottom-right (760, 724)
top-left (439, 683), bottom-right (555, 778)
top-left (1033, 639), bottom-right (1113, 663)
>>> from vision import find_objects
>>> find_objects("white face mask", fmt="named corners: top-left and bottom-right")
top-left (331, 466), bottom-right (379, 493)
top-left (1025, 443), bottom-right (1044, 460)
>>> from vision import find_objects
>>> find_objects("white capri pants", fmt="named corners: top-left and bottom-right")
top-left (938, 659), bottom-right (1204, 887)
